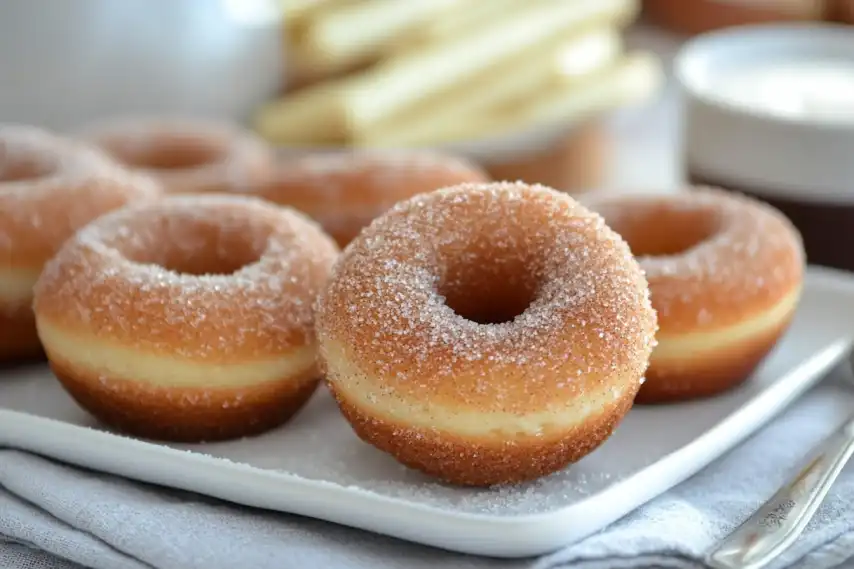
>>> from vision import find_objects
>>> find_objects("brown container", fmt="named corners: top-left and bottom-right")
top-left (827, 0), bottom-right (854, 22)
top-left (644, 0), bottom-right (827, 35)
top-left (676, 24), bottom-right (854, 272)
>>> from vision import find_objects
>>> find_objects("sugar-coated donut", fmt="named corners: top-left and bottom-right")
top-left (249, 150), bottom-right (490, 246)
top-left (80, 117), bottom-right (274, 195)
top-left (585, 187), bottom-right (805, 403)
top-left (316, 181), bottom-right (657, 486)
top-left (33, 195), bottom-right (339, 442)
top-left (0, 124), bottom-right (160, 361)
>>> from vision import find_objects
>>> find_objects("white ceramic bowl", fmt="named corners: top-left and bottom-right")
top-left (674, 23), bottom-right (854, 271)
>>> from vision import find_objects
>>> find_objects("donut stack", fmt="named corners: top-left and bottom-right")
top-left (4, 119), bottom-right (806, 487)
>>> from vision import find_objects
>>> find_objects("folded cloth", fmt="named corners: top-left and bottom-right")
top-left (4, 369), bottom-right (854, 569)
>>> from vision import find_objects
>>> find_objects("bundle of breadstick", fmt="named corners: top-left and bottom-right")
top-left (256, 0), bottom-right (662, 148)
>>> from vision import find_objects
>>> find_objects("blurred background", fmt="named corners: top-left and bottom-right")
top-left (0, 0), bottom-right (668, 192)
top-left (3, 0), bottom-right (854, 266)
top-left (0, 0), bottom-right (848, 189)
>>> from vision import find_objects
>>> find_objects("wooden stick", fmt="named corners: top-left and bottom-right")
top-left (299, 0), bottom-right (462, 70)
top-left (356, 51), bottom-right (662, 146)
top-left (359, 27), bottom-right (623, 146)
top-left (282, 0), bottom-right (353, 32)
top-left (494, 52), bottom-right (662, 133)
top-left (406, 0), bottom-right (525, 47)
top-left (282, 0), bottom-right (325, 20)
top-left (282, 0), bottom-right (364, 88)
top-left (252, 80), bottom-right (350, 145)
top-left (342, 0), bottom-right (638, 130)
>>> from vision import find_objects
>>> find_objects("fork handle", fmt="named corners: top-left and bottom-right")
top-left (706, 415), bottom-right (854, 569)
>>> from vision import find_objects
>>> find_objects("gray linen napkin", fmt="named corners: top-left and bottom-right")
top-left (4, 371), bottom-right (854, 569)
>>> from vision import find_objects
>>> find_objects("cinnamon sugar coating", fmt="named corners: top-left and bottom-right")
top-left (0, 124), bottom-right (161, 271)
top-left (586, 187), bottom-right (805, 402)
top-left (251, 150), bottom-right (489, 246)
top-left (33, 195), bottom-right (340, 442)
top-left (34, 195), bottom-right (339, 362)
top-left (0, 124), bottom-right (160, 360)
top-left (80, 117), bottom-right (274, 195)
top-left (317, 181), bottom-right (658, 485)
top-left (587, 187), bottom-right (804, 333)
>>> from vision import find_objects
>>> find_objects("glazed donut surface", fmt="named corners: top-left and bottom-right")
top-left (81, 117), bottom-right (274, 195)
top-left (316, 181), bottom-right (657, 486)
top-left (0, 124), bottom-right (160, 361)
top-left (586, 187), bottom-right (805, 403)
top-left (251, 150), bottom-right (489, 246)
top-left (33, 195), bottom-right (339, 441)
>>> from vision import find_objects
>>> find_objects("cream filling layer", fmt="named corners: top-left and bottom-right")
top-left (651, 287), bottom-right (801, 365)
top-left (36, 318), bottom-right (317, 389)
top-left (322, 340), bottom-right (635, 438)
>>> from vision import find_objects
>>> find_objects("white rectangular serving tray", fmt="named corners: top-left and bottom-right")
top-left (2, 266), bottom-right (854, 558)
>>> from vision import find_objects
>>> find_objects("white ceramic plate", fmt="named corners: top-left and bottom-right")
top-left (1, 266), bottom-right (853, 558)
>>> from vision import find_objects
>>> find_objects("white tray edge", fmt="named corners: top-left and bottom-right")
top-left (1, 267), bottom-right (852, 558)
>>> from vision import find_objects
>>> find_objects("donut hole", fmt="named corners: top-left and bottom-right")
top-left (104, 134), bottom-right (227, 171)
top-left (0, 155), bottom-right (57, 182)
top-left (121, 218), bottom-right (266, 276)
top-left (153, 244), bottom-right (259, 276)
top-left (439, 251), bottom-right (538, 325)
top-left (606, 204), bottom-right (721, 257)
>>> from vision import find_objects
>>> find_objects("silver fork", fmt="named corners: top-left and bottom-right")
top-left (706, 371), bottom-right (854, 569)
